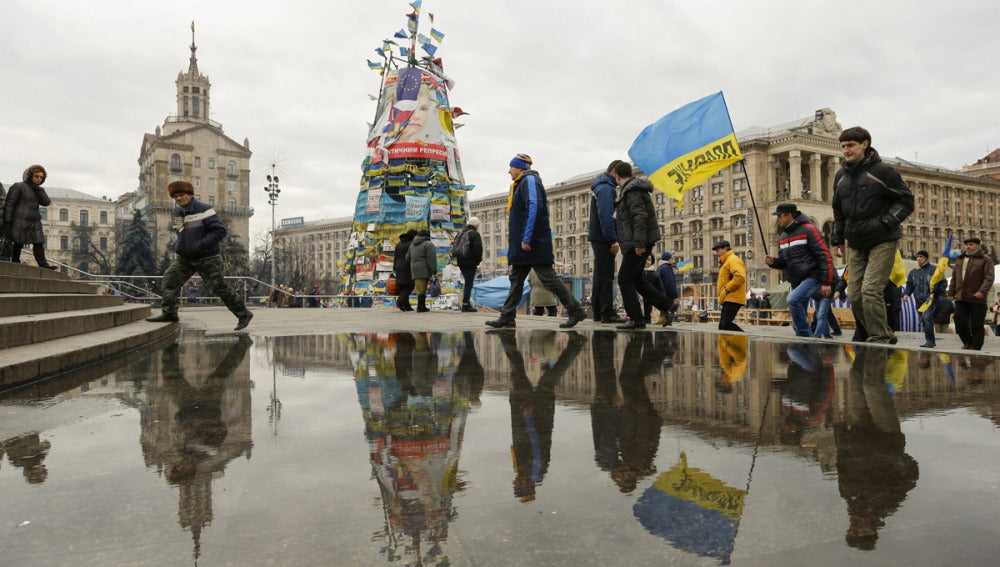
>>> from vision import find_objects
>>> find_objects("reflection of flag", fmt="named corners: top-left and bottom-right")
top-left (676, 259), bottom-right (693, 272)
top-left (628, 92), bottom-right (743, 209)
top-left (939, 353), bottom-right (955, 385)
top-left (430, 28), bottom-right (445, 42)
top-left (885, 350), bottom-right (908, 393)
top-left (634, 452), bottom-right (745, 564)
top-left (919, 234), bottom-right (953, 313)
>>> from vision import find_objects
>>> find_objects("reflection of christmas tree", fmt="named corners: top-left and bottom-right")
top-left (139, 337), bottom-right (253, 563)
top-left (342, 2), bottom-right (472, 298)
top-left (349, 332), bottom-right (474, 566)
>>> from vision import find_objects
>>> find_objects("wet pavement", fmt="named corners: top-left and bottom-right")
top-left (2, 308), bottom-right (1000, 566)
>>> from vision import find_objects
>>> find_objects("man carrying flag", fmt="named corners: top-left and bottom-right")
top-left (903, 248), bottom-right (948, 348)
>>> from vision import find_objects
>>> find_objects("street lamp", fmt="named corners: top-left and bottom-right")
top-left (264, 166), bottom-right (280, 288)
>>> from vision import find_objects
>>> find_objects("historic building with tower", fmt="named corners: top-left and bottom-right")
top-left (134, 25), bottom-right (253, 260)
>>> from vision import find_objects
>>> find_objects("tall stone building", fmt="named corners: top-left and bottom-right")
top-left (135, 26), bottom-right (252, 260)
top-left (274, 109), bottom-right (1000, 299)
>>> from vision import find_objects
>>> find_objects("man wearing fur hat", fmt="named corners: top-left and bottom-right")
top-left (486, 154), bottom-right (587, 329)
top-left (146, 180), bottom-right (252, 330)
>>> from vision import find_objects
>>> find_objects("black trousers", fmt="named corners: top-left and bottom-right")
top-left (719, 301), bottom-right (744, 332)
top-left (954, 301), bottom-right (988, 349)
top-left (590, 241), bottom-right (616, 320)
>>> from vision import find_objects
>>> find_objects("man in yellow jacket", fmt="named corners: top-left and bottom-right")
top-left (714, 240), bottom-right (747, 332)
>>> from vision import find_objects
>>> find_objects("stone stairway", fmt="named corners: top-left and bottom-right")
top-left (0, 262), bottom-right (178, 391)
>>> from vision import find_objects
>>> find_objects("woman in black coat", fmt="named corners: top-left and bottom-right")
top-left (2, 165), bottom-right (56, 269)
top-left (393, 230), bottom-right (417, 311)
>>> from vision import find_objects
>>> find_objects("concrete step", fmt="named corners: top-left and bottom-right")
top-left (0, 318), bottom-right (179, 390)
top-left (0, 261), bottom-right (72, 281)
top-left (0, 274), bottom-right (100, 294)
top-left (0, 293), bottom-right (124, 317)
top-left (0, 304), bottom-right (152, 349)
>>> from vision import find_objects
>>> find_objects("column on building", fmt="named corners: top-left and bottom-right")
top-left (826, 156), bottom-right (841, 200)
top-left (809, 153), bottom-right (823, 201)
top-left (788, 150), bottom-right (803, 199)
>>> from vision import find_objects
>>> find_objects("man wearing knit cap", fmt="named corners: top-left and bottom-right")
top-left (902, 249), bottom-right (946, 348)
top-left (455, 216), bottom-right (484, 312)
top-left (656, 252), bottom-right (679, 326)
top-left (146, 180), bottom-right (253, 331)
top-left (486, 154), bottom-right (587, 329)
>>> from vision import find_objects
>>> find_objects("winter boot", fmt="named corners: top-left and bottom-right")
top-left (417, 295), bottom-right (429, 312)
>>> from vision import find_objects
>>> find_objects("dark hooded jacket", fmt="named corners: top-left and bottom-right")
top-left (393, 232), bottom-right (415, 285)
top-left (507, 170), bottom-right (554, 266)
top-left (614, 177), bottom-right (660, 250)
top-left (770, 212), bottom-right (834, 287)
top-left (173, 198), bottom-right (227, 260)
top-left (3, 167), bottom-right (51, 244)
top-left (831, 148), bottom-right (914, 250)
top-left (588, 172), bottom-right (618, 243)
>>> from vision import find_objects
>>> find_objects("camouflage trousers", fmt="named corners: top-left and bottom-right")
top-left (160, 255), bottom-right (248, 318)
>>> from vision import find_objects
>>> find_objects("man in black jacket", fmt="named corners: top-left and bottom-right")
top-left (830, 127), bottom-right (914, 344)
top-left (147, 181), bottom-right (252, 330)
top-left (764, 203), bottom-right (833, 337)
top-left (611, 162), bottom-right (671, 330)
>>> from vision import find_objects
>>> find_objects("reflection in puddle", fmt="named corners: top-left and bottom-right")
top-left (2, 331), bottom-right (999, 565)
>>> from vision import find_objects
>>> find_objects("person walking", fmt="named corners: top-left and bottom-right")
top-left (454, 217), bottom-right (484, 312)
top-left (656, 252), bottom-right (679, 326)
top-left (948, 237), bottom-right (994, 350)
top-left (588, 160), bottom-right (625, 323)
top-left (393, 229), bottom-right (417, 311)
top-left (406, 229), bottom-right (437, 313)
top-left (0, 181), bottom-right (9, 262)
top-left (763, 203), bottom-right (833, 337)
top-left (2, 165), bottom-right (57, 269)
top-left (485, 154), bottom-right (586, 329)
top-left (902, 249), bottom-right (947, 348)
top-left (146, 181), bottom-right (252, 330)
top-left (641, 254), bottom-right (664, 324)
top-left (713, 240), bottom-right (746, 332)
top-left (830, 126), bottom-right (914, 344)
top-left (610, 162), bottom-right (672, 330)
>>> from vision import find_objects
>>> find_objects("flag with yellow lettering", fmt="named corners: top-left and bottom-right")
top-left (628, 92), bottom-right (743, 209)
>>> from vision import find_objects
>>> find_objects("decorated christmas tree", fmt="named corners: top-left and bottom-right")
top-left (341, 1), bottom-right (473, 300)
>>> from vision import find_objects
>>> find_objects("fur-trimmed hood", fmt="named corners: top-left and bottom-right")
top-left (22, 165), bottom-right (47, 185)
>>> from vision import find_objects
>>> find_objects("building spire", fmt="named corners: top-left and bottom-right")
top-left (188, 21), bottom-right (199, 75)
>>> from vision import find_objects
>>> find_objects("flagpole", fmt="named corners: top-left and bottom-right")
top-left (741, 161), bottom-right (770, 257)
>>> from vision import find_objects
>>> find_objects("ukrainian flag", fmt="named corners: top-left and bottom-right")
top-left (676, 258), bottom-right (693, 273)
top-left (628, 92), bottom-right (743, 208)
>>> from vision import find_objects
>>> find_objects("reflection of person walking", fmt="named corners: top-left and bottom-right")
top-left (146, 181), bottom-right (252, 331)
top-left (836, 346), bottom-right (918, 550)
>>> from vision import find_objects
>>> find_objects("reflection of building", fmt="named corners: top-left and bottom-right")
top-left (138, 337), bottom-right (253, 562)
top-left (347, 333), bottom-right (473, 565)
top-left (133, 27), bottom-right (252, 260)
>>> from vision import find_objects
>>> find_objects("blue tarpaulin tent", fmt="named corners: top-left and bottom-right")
top-left (472, 276), bottom-right (531, 310)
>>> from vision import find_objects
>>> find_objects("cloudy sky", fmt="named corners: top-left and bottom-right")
top-left (3, 0), bottom-right (998, 247)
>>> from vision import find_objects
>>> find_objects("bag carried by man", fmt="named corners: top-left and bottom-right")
top-left (452, 229), bottom-right (472, 259)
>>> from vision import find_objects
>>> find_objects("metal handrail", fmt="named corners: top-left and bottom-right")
top-left (53, 262), bottom-right (162, 302)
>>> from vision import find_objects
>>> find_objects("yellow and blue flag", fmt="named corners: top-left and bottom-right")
top-left (919, 234), bottom-right (953, 313)
top-left (628, 92), bottom-right (743, 209)
top-left (676, 258), bottom-right (694, 273)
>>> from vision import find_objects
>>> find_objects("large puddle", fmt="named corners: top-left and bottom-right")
top-left (2, 330), bottom-right (998, 566)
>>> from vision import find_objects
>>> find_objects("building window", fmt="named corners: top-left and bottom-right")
top-left (40, 208), bottom-right (47, 220)
top-left (208, 158), bottom-right (215, 169)
top-left (228, 198), bottom-right (237, 212)
top-left (208, 196), bottom-right (215, 206)
top-left (100, 211), bottom-right (108, 224)
top-left (208, 178), bottom-right (217, 190)
top-left (227, 180), bottom-right (237, 192)
top-left (170, 154), bottom-right (182, 172)
top-left (192, 96), bottom-right (200, 118)
top-left (60, 236), bottom-right (69, 250)
top-left (195, 156), bottom-right (201, 168)
top-left (195, 177), bottom-right (201, 188)
top-left (80, 210), bottom-right (89, 226)
top-left (100, 237), bottom-right (108, 251)
top-left (60, 208), bottom-right (69, 222)
top-left (227, 160), bottom-right (238, 178)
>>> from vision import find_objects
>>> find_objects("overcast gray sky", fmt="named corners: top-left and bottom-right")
top-left (2, 0), bottom-right (998, 247)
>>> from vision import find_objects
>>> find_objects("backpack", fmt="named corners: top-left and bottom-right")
top-left (452, 229), bottom-right (472, 259)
